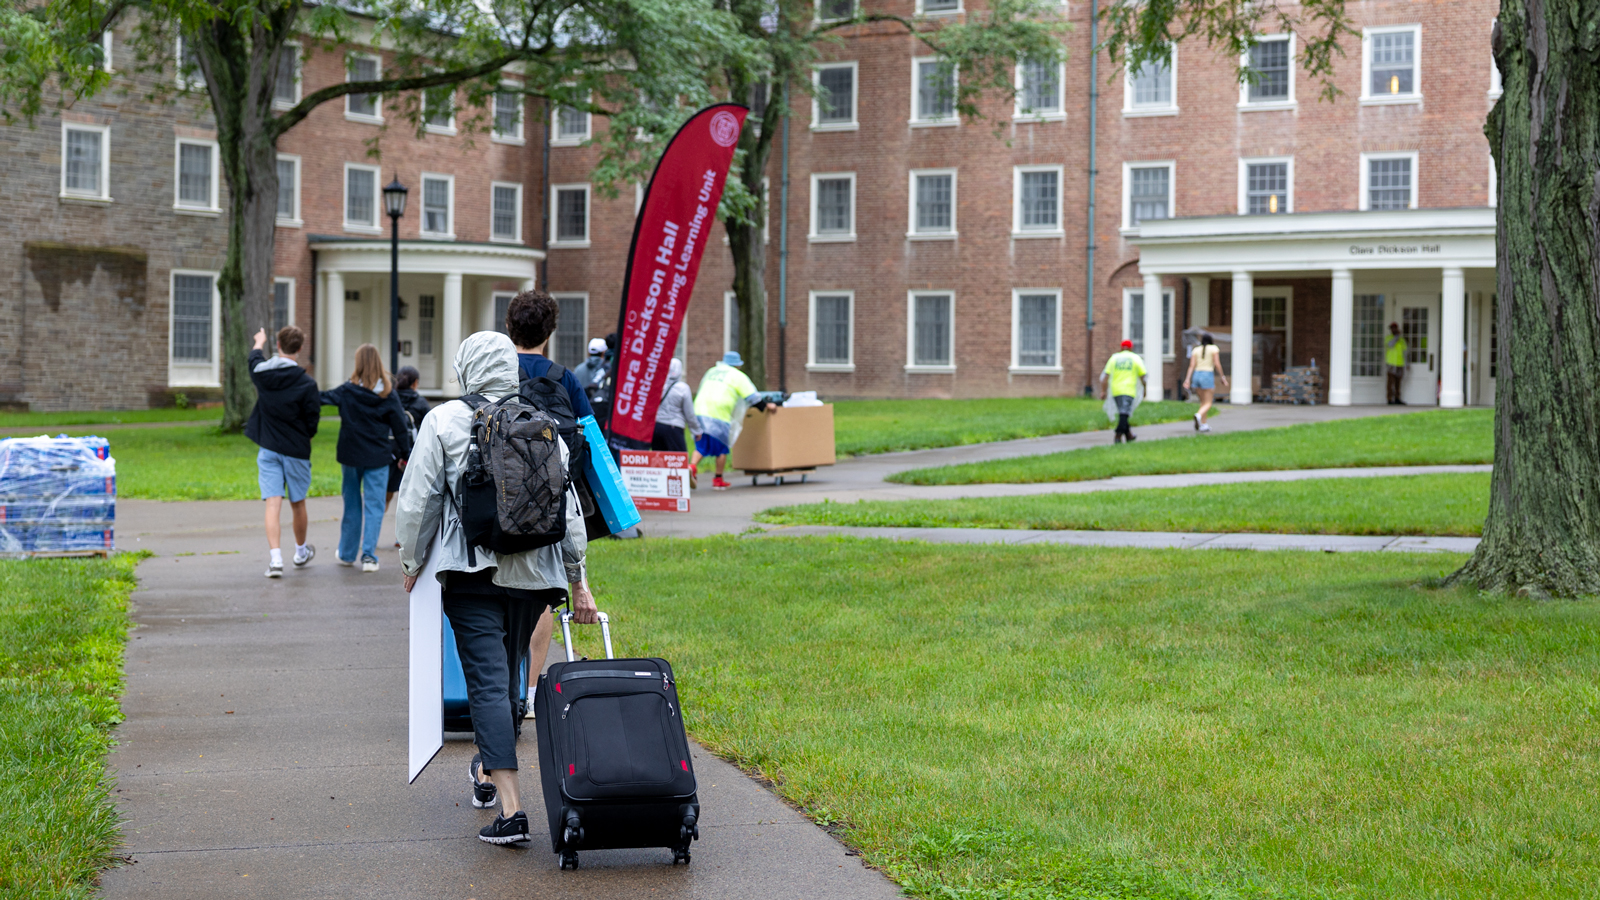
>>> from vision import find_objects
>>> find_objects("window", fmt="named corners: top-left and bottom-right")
top-left (273, 44), bottom-right (299, 107)
top-left (423, 84), bottom-right (455, 133)
top-left (176, 35), bottom-right (204, 89)
top-left (1013, 290), bottom-right (1060, 370)
top-left (417, 294), bottom-right (436, 356)
top-left (817, 0), bottom-right (854, 22)
top-left (909, 170), bottom-right (956, 237)
top-left (908, 292), bottom-right (954, 369)
top-left (1363, 25), bottom-right (1420, 102)
top-left (272, 279), bottom-right (294, 334)
top-left (918, 0), bottom-right (960, 14)
top-left (174, 139), bottom-right (218, 212)
top-left (1361, 152), bottom-right (1417, 210)
top-left (344, 163), bottom-right (380, 230)
top-left (1401, 306), bottom-right (1429, 363)
top-left (810, 173), bottom-right (855, 241)
top-left (1013, 166), bottom-right (1062, 236)
top-left (1017, 57), bottom-right (1063, 118)
top-left (1122, 287), bottom-right (1174, 357)
top-left (749, 82), bottom-right (770, 123)
top-left (170, 272), bottom-right (216, 374)
top-left (1240, 158), bottom-right (1291, 215)
top-left (61, 124), bottom-right (109, 200)
top-left (812, 63), bottom-right (857, 130)
top-left (809, 292), bottom-right (854, 369)
top-left (1123, 162), bottom-right (1172, 228)
top-left (553, 184), bottom-right (590, 245)
top-left (724, 292), bottom-right (741, 354)
top-left (275, 155), bottom-right (300, 225)
top-left (1242, 36), bottom-right (1293, 106)
top-left (493, 292), bottom-right (514, 335)
top-left (1353, 294), bottom-right (1385, 377)
top-left (417, 175), bottom-right (452, 237)
top-left (1125, 49), bottom-right (1176, 114)
top-left (1254, 294), bottom-right (1287, 330)
top-left (491, 182), bottom-right (522, 242)
top-left (912, 57), bottom-right (957, 124)
top-left (346, 54), bottom-right (381, 120)
top-left (493, 90), bottom-right (523, 141)
top-left (551, 294), bottom-right (588, 367)
top-left (554, 102), bottom-right (590, 144)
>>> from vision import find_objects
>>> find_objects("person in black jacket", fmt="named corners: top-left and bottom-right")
top-left (321, 344), bottom-right (413, 572)
top-left (384, 366), bottom-right (432, 547)
top-left (246, 326), bottom-right (322, 579)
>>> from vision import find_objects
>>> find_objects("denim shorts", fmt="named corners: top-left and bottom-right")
top-left (258, 448), bottom-right (312, 502)
top-left (1192, 370), bottom-right (1215, 390)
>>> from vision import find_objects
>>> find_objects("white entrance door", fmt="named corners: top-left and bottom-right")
top-left (1397, 293), bottom-right (1439, 406)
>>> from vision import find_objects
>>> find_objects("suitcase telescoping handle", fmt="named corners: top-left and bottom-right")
top-left (559, 609), bottom-right (614, 662)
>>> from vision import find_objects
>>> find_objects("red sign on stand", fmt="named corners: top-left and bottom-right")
top-left (619, 451), bottom-right (693, 513)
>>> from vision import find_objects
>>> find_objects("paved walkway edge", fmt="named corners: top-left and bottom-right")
top-left (754, 525), bottom-right (1481, 554)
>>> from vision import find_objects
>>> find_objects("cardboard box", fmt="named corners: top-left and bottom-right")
top-left (730, 404), bottom-right (837, 472)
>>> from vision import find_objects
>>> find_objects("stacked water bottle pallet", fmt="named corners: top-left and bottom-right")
top-left (0, 436), bottom-right (116, 559)
top-left (1264, 366), bottom-right (1324, 405)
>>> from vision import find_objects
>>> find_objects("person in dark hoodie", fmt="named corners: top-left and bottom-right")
top-left (247, 326), bottom-right (322, 579)
top-left (385, 366), bottom-right (432, 547)
top-left (321, 343), bottom-right (413, 572)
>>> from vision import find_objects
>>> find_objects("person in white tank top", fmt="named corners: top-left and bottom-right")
top-left (1182, 334), bottom-right (1229, 432)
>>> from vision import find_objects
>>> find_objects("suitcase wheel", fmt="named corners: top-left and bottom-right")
top-left (673, 848), bottom-right (692, 865)
top-left (560, 851), bottom-right (580, 871)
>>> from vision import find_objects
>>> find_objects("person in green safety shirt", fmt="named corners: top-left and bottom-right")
top-left (692, 351), bottom-right (773, 491)
top-left (1100, 339), bottom-right (1149, 444)
top-left (1385, 322), bottom-right (1408, 405)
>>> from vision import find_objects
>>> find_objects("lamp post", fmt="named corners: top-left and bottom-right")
top-left (383, 176), bottom-right (409, 374)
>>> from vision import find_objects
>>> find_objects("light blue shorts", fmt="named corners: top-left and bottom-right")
top-left (258, 448), bottom-right (312, 503)
top-left (1192, 370), bottom-right (1215, 390)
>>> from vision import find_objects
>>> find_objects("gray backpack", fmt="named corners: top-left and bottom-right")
top-left (456, 393), bottom-right (567, 561)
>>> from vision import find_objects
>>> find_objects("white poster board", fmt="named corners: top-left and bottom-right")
top-left (407, 534), bottom-right (443, 783)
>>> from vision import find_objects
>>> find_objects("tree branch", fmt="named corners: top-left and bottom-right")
top-left (268, 50), bottom-right (523, 137)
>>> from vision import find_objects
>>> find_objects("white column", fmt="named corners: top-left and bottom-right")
top-left (1141, 272), bottom-right (1165, 401)
top-left (1189, 277), bottom-right (1210, 329)
top-left (441, 271), bottom-right (464, 397)
top-left (322, 270), bottom-right (345, 389)
top-left (1440, 266), bottom-right (1466, 408)
top-left (1230, 270), bottom-right (1253, 405)
top-left (1328, 267), bottom-right (1354, 406)
top-left (520, 277), bottom-right (535, 293)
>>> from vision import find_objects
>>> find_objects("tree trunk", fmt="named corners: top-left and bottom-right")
top-left (726, 101), bottom-right (774, 390)
top-left (1450, 1), bottom-right (1600, 597)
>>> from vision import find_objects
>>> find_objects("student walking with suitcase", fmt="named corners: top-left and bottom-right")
top-left (396, 331), bottom-right (597, 847)
top-left (321, 344), bottom-right (413, 572)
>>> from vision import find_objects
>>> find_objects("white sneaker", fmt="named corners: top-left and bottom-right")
top-left (338, 557), bottom-right (355, 567)
top-left (1194, 412), bottom-right (1202, 431)
top-left (293, 543), bottom-right (316, 567)
top-left (265, 560), bottom-right (283, 578)
top-left (1200, 423), bottom-right (1212, 433)
top-left (361, 555), bottom-right (379, 573)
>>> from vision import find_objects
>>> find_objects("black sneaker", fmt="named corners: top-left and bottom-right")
top-left (470, 754), bottom-right (497, 809)
top-left (1125, 433), bottom-right (1137, 442)
top-left (479, 811), bottom-right (530, 845)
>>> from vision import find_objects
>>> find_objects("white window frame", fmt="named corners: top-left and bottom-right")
top-left (60, 122), bottom-right (111, 202)
top-left (905, 290), bottom-right (956, 373)
top-left (1012, 164), bottom-right (1064, 238)
top-left (1488, 21), bottom-right (1502, 99)
top-left (1123, 46), bottom-right (1178, 117)
top-left (551, 95), bottom-right (592, 146)
top-left (907, 168), bottom-right (958, 239)
top-left (100, 31), bottom-right (113, 73)
top-left (811, 62), bottom-right (859, 132)
top-left (422, 84), bottom-right (457, 135)
top-left (1236, 156), bottom-right (1294, 216)
top-left (275, 153), bottom-right (301, 227)
top-left (814, 0), bottom-right (855, 25)
top-left (418, 172), bottom-right (454, 239)
top-left (173, 137), bottom-right (221, 215)
top-left (1121, 286), bottom-right (1176, 360)
top-left (724, 291), bottom-right (741, 355)
top-left (492, 85), bottom-right (525, 144)
top-left (1238, 34), bottom-right (1296, 111)
top-left (550, 183), bottom-right (592, 247)
top-left (168, 268), bottom-right (222, 387)
top-left (910, 56), bottom-right (959, 126)
top-left (1014, 57), bottom-right (1066, 121)
top-left (807, 290), bottom-right (855, 372)
top-left (1359, 151), bottom-right (1419, 211)
top-left (808, 172), bottom-right (856, 243)
top-left (915, 0), bottom-right (963, 16)
top-left (1360, 24), bottom-right (1422, 105)
top-left (490, 181), bottom-right (523, 243)
top-left (1488, 153), bottom-right (1497, 208)
top-left (271, 42), bottom-right (301, 109)
top-left (175, 35), bottom-right (204, 91)
top-left (345, 53), bottom-right (383, 123)
top-left (1120, 160), bottom-right (1175, 232)
top-left (342, 162), bottom-right (382, 233)
top-left (1010, 288), bottom-right (1062, 373)
top-left (272, 277), bottom-right (296, 334)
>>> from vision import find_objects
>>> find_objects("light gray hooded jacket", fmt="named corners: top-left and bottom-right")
top-left (396, 331), bottom-right (587, 589)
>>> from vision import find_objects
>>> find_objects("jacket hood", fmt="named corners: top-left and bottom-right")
top-left (342, 381), bottom-right (394, 407)
top-left (253, 355), bottom-right (308, 391)
top-left (453, 331), bottom-right (519, 397)
top-left (667, 357), bottom-right (684, 384)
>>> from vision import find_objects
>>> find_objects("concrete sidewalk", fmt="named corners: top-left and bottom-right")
top-left (102, 500), bottom-right (897, 899)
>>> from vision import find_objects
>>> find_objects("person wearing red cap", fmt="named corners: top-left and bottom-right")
top-left (1100, 340), bottom-right (1149, 444)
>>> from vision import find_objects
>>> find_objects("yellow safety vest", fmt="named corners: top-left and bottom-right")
top-left (1385, 336), bottom-right (1407, 368)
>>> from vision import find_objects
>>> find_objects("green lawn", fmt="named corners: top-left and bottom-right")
top-left (830, 397), bottom-right (1200, 457)
top-left (0, 555), bottom-right (139, 899)
top-left (0, 408), bottom-right (227, 429)
top-left (892, 408), bottom-right (1492, 485)
top-left (588, 537), bottom-right (1600, 900)
top-left (760, 473), bottom-right (1490, 537)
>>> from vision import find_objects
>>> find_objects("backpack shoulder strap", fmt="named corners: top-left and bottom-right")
top-left (542, 361), bottom-right (568, 381)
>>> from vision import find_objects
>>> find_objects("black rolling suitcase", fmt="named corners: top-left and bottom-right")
top-left (534, 609), bottom-right (700, 870)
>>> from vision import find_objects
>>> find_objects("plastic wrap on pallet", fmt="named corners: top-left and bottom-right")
top-left (0, 435), bottom-right (116, 556)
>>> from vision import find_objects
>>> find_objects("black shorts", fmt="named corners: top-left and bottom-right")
top-left (651, 422), bottom-right (688, 452)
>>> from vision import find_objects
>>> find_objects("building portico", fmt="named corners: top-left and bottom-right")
top-left (1132, 208), bottom-right (1497, 407)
